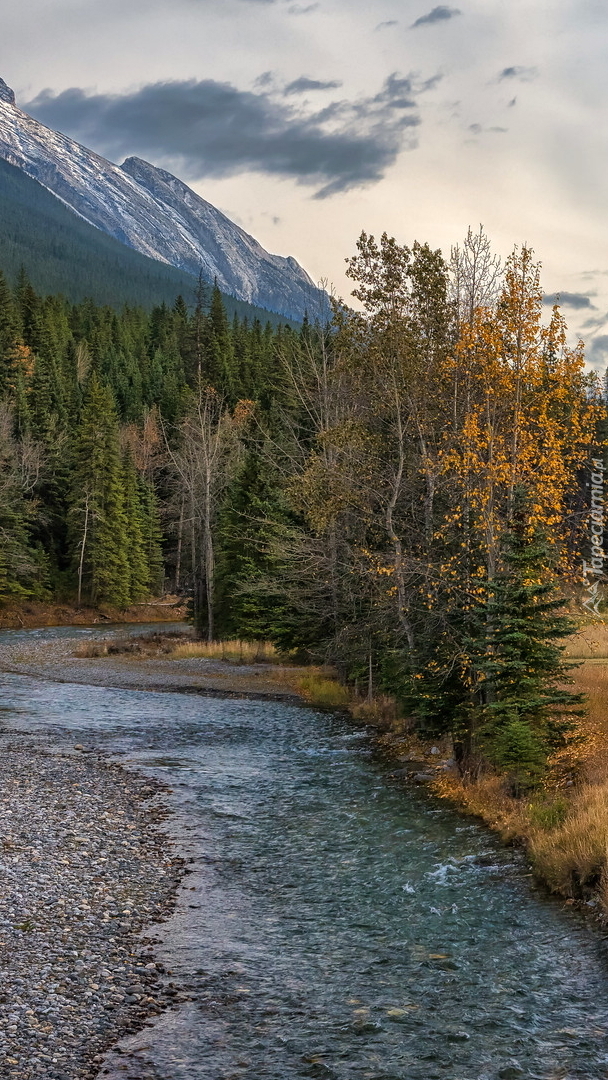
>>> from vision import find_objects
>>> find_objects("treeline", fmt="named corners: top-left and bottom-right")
top-left (0, 228), bottom-right (604, 786)
top-left (0, 267), bottom-right (292, 607)
top-left (0, 157), bottom-right (300, 322)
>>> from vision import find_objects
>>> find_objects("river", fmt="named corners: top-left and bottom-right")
top-left (2, 624), bottom-right (608, 1079)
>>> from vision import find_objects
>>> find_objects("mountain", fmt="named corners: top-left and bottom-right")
top-left (0, 77), bottom-right (324, 320)
top-left (0, 155), bottom-right (299, 325)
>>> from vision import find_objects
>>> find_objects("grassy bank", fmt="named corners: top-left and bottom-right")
top-left (435, 649), bottom-right (608, 909)
top-left (398, 624), bottom-right (608, 915)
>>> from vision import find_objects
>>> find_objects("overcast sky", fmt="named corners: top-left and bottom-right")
top-left (2, 0), bottom-right (608, 366)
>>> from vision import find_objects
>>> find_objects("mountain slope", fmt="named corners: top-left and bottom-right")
top-left (0, 78), bottom-right (323, 320)
top-left (0, 156), bottom-right (298, 325)
top-left (121, 156), bottom-right (321, 321)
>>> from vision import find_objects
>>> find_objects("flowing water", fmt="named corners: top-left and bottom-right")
top-left (2, 625), bottom-right (608, 1079)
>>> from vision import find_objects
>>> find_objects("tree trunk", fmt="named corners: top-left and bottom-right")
top-left (77, 494), bottom-right (89, 608)
top-left (204, 467), bottom-right (214, 642)
top-left (175, 495), bottom-right (184, 591)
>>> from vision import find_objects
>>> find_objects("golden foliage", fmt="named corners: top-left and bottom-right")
top-left (438, 248), bottom-right (601, 577)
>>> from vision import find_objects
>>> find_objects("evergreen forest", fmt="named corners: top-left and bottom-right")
top-left (0, 226), bottom-right (604, 783)
top-left (0, 156), bottom-right (298, 323)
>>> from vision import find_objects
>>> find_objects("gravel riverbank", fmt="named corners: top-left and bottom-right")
top-left (0, 624), bottom-right (307, 1079)
top-left (0, 736), bottom-right (186, 1080)
top-left (0, 626), bottom-right (303, 704)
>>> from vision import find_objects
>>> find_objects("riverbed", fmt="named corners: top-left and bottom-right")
top-left (2, 625), bottom-right (608, 1079)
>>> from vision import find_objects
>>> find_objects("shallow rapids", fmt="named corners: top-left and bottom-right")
top-left (2, 625), bottom-right (608, 1079)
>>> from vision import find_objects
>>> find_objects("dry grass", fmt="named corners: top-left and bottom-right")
top-left (74, 640), bottom-right (110, 657)
top-left (563, 621), bottom-right (608, 659)
top-left (431, 629), bottom-right (608, 909)
top-left (296, 673), bottom-right (351, 708)
top-left (74, 635), bottom-right (281, 664)
top-left (351, 694), bottom-right (405, 730)
top-left (170, 639), bottom-right (279, 663)
top-left (529, 783), bottom-right (608, 897)
top-left (73, 631), bottom-right (188, 659)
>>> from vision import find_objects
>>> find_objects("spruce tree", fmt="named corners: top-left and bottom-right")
top-left (0, 270), bottom-right (18, 394)
top-left (68, 377), bottom-right (131, 607)
top-left (139, 479), bottom-right (164, 596)
top-left (215, 447), bottom-right (293, 640)
top-left (205, 284), bottom-right (235, 397)
top-left (122, 450), bottom-right (151, 602)
top-left (476, 509), bottom-right (584, 791)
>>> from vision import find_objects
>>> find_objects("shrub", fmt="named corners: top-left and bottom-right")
top-left (297, 675), bottom-right (351, 708)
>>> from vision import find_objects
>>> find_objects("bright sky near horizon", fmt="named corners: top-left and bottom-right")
top-left (2, 0), bottom-right (608, 367)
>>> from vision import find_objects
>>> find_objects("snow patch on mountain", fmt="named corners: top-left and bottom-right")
top-left (0, 79), bottom-right (15, 106)
top-left (0, 80), bottom-right (324, 319)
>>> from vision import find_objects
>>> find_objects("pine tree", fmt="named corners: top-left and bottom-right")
top-left (0, 270), bottom-right (18, 394)
top-left (138, 478), bottom-right (164, 596)
top-left (122, 449), bottom-right (150, 602)
top-left (68, 377), bottom-right (131, 607)
top-left (215, 447), bottom-right (294, 640)
top-left (205, 284), bottom-right (235, 397)
top-left (474, 505), bottom-right (584, 791)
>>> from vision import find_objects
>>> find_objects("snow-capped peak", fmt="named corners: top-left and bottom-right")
top-left (0, 80), bottom-right (325, 320)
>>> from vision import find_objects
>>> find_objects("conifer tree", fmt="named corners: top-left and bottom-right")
top-left (138, 478), bottom-right (164, 596)
top-left (215, 446), bottom-right (293, 640)
top-left (205, 284), bottom-right (235, 397)
top-left (469, 502), bottom-right (584, 790)
top-left (122, 449), bottom-right (151, 602)
top-left (0, 270), bottom-right (18, 394)
top-left (68, 377), bottom-right (131, 607)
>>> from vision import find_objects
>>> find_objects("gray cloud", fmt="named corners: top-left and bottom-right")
top-left (543, 292), bottom-right (596, 309)
top-left (284, 76), bottom-right (342, 95)
top-left (25, 74), bottom-right (421, 199)
top-left (588, 335), bottom-right (608, 366)
top-left (499, 66), bottom-right (538, 82)
top-left (254, 71), bottom-right (275, 88)
top-left (411, 6), bottom-right (460, 28)
top-left (468, 122), bottom-right (508, 136)
top-left (287, 2), bottom-right (319, 11)
top-left (375, 19), bottom-right (398, 30)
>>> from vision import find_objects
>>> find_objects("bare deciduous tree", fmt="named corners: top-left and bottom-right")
top-left (164, 387), bottom-right (249, 639)
top-left (450, 225), bottom-right (503, 323)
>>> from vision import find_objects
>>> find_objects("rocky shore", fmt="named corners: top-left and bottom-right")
top-left (0, 628), bottom-right (304, 704)
top-left (0, 737), bottom-right (187, 1080)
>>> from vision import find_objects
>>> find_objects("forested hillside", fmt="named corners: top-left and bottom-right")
top-left (0, 157), bottom-right (297, 325)
top-left (0, 227), bottom-right (603, 783)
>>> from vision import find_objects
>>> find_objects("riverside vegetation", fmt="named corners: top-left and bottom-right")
top-left (1, 227), bottom-right (607, 905)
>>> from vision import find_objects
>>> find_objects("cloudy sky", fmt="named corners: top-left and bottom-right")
top-left (2, 0), bottom-right (608, 365)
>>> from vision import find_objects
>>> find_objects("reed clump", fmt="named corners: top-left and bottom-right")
top-left (73, 630), bottom-right (187, 658)
top-left (297, 673), bottom-right (351, 708)
top-left (351, 694), bottom-right (404, 730)
top-left (170, 639), bottom-right (279, 663)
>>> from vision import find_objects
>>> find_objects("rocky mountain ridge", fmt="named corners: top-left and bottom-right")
top-left (0, 79), bottom-right (323, 319)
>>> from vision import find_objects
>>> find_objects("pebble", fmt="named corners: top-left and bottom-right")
top-left (0, 739), bottom-right (185, 1079)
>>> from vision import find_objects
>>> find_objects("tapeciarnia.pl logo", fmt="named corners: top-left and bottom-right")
top-left (582, 457), bottom-right (605, 617)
